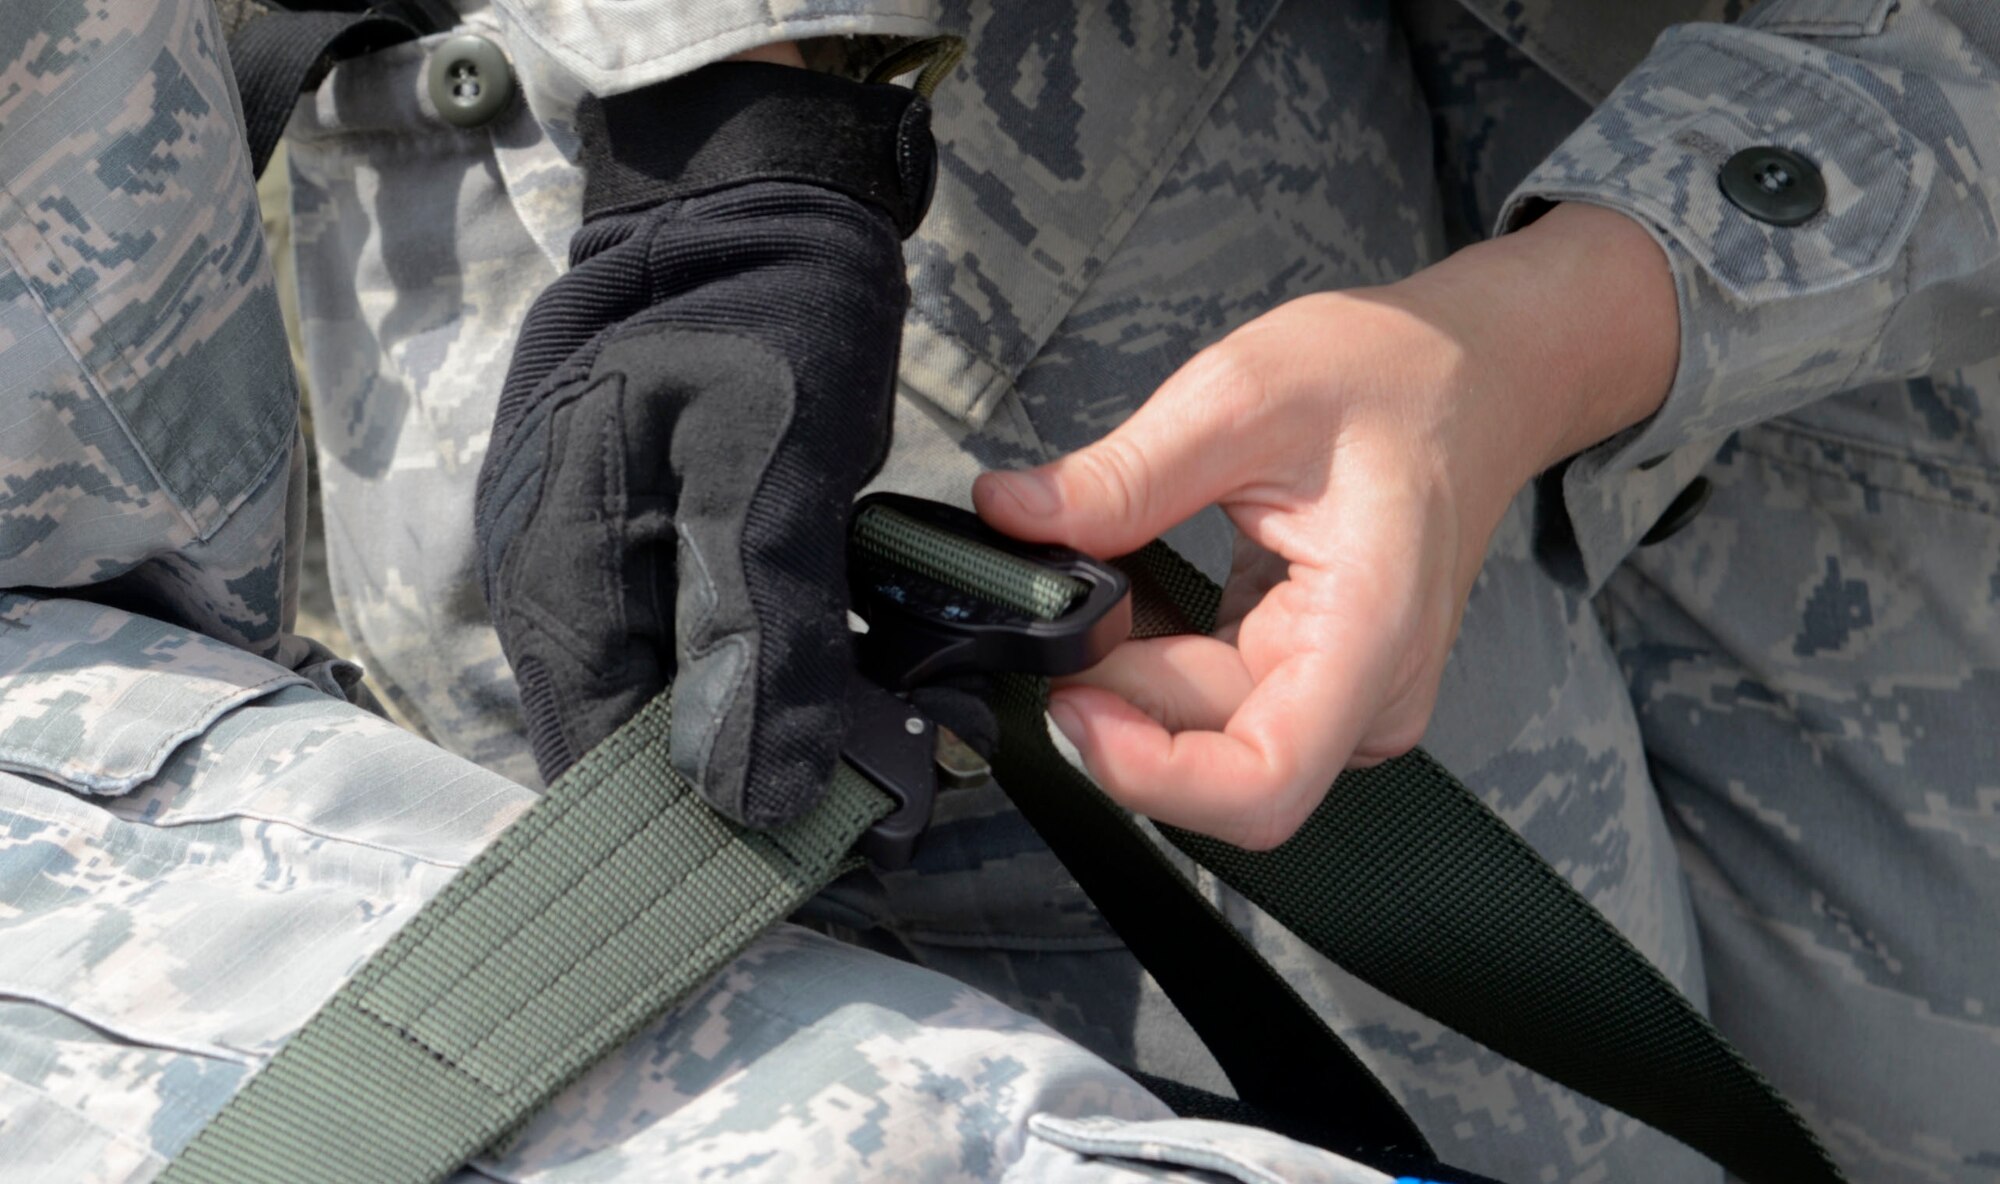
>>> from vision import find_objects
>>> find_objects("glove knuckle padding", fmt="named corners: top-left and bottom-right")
top-left (645, 194), bottom-right (905, 826)
top-left (479, 367), bottom-right (676, 780)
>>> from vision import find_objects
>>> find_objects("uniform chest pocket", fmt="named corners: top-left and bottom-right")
top-left (0, 596), bottom-right (306, 797)
top-left (1748, 0), bottom-right (1897, 36)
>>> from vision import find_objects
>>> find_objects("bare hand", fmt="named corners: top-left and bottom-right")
top-left (973, 203), bottom-right (1678, 848)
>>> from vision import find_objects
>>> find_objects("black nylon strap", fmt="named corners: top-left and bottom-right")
top-left (227, 10), bottom-right (422, 179)
top-left (989, 670), bottom-right (1434, 1167)
top-left (1105, 541), bottom-right (1844, 1184)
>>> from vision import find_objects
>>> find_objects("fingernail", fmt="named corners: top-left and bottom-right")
top-left (1048, 698), bottom-right (1084, 744)
top-left (992, 470), bottom-right (1059, 517)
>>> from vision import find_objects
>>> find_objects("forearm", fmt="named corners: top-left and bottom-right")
top-left (1394, 203), bottom-right (1678, 476)
top-left (1319, 199), bottom-right (1679, 579)
top-left (972, 204), bottom-right (1677, 846)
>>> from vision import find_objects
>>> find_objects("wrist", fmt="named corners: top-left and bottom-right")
top-left (1389, 202), bottom-right (1680, 482)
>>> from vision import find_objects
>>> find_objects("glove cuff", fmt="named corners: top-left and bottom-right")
top-left (578, 62), bottom-right (937, 238)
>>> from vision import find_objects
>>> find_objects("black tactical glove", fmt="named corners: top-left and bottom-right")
top-left (473, 62), bottom-right (936, 826)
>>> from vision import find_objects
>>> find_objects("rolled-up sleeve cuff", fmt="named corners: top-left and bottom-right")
top-left (1496, 22), bottom-right (1936, 590)
top-left (493, 1), bottom-right (945, 96)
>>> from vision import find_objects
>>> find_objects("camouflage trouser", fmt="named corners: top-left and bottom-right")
top-left (4, 1), bottom-right (1998, 1182)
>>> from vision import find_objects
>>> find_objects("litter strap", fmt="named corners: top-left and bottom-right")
top-left (159, 693), bottom-right (889, 1184)
top-left (835, 513), bottom-right (1840, 1180)
top-left (1107, 541), bottom-right (1845, 1184)
top-left (986, 668), bottom-right (1431, 1162)
top-left (164, 513), bottom-right (1425, 1182)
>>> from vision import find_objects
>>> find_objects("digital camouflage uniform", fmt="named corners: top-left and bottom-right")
top-left (2, 0), bottom-right (1997, 1181)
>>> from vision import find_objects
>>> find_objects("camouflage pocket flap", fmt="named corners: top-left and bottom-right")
top-left (1502, 23), bottom-right (1933, 305)
top-left (1025, 1114), bottom-right (1394, 1184)
top-left (489, 0), bottom-right (939, 99)
top-left (1748, 0), bottom-right (1897, 37)
top-left (0, 596), bottom-right (307, 796)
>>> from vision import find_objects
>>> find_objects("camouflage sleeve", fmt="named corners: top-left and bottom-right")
top-left (490, 0), bottom-right (945, 117)
top-left (0, 1), bottom-right (309, 660)
top-left (1495, 0), bottom-right (2000, 591)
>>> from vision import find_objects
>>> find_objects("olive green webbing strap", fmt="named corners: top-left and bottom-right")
top-left (165, 512), bottom-right (1842, 1183)
top-left (852, 503), bottom-right (1086, 619)
top-left (1101, 541), bottom-right (1844, 1184)
top-left (160, 693), bottom-right (890, 1184)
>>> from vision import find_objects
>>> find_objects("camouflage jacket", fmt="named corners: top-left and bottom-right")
top-left (1, 0), bottom-right (1995, 637)
top-left (471, 0), bottom-right (2000, 595)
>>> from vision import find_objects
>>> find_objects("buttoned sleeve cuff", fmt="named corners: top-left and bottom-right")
top-left (1495, 21), bottom-right (1939, 592)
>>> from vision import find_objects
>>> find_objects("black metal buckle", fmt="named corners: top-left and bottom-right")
top-left (847, 493), bottom-right (1133, 691)
top-left (843, 678), bottom-right (940, 870)
top-left (840, 494), bottom-right (1132, 870)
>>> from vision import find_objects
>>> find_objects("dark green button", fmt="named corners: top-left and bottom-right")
top-left (1640, 476), bottom-right (1713, 546)
top-left (427, 34), bottom-right (513, 128)
top-left (1719, 146), bottom-right (1825, 227)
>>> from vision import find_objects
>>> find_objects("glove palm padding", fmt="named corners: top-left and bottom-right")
top-left (475, 182), bottom-right (906, 826)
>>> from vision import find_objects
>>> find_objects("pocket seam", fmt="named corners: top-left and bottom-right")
top-left (0, 187), bottom-right (295, 545)
top-left (0, 989), bottom-right (257, 1069)
top-left (1737, 421), bottom-right (2000, 516)
top-left (0, 670), bottom-right (307, 796)
top-left (1027, 1115), bottom-right (1292, 1184)
top-left (1748, 0), bottom-right (1897, 37)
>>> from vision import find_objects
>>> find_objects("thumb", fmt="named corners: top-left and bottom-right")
top-left (973, 352), bottom-right (1263, 556)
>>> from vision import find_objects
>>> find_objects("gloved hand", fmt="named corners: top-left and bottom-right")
top-left (473, 61), bottom-right (936, 826)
